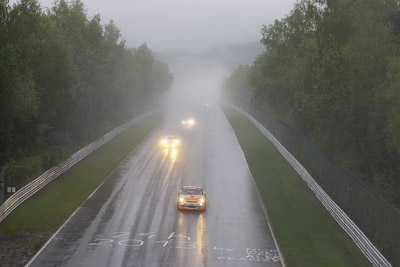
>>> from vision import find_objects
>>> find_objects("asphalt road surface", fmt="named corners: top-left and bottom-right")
top-left (27, 99), bottom-right (282, 267)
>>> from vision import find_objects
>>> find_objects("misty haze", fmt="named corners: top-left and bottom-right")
top-left (1, 0), bottom-right (399, 267)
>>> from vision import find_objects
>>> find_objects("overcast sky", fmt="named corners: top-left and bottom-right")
top-left (33, 0), bottom-right (297, 52)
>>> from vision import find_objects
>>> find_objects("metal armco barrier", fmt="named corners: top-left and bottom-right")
top-left (227, 103), bottom-right (392, 267)
top-left (0, 110), bottom-right (158, 224)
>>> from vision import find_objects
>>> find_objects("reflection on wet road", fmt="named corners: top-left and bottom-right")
top-left (28, 101), bottom-right (282, 267)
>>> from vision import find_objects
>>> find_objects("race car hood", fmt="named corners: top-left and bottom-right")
top-left (180, 194), bottom-right (204, 201)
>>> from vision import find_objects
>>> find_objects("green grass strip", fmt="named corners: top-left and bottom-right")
top-left (0, 112), bottom-right (163, 235)
top-left (221, 105), bottom-right (370, 267)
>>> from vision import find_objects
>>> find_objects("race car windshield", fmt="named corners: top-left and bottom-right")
top-left (181, 188), bottom-right (203, 195)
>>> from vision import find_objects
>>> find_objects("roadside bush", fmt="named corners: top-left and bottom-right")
top-left (41, 146), bottom-right (70, 171)
top-left (6, 157), bottom-right (42, 188)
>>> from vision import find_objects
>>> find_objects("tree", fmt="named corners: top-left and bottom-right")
top-left (242, 0), bottom-right (400, 206)
top-left (0, 0), bottom-right (173, 185)
top-left (224, 64), bottom-right (251, 102)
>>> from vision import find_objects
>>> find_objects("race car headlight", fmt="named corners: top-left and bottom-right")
top-left (174, 140), bottom-right (179, 144)
top-left (200, 198), bottom-right (205, 203)
top-left (188, 119), bottom-right (194, 125)
top-left (162, 140), bottom-right (167, 145)
top-left (179, 197), bottom-right (184, 202)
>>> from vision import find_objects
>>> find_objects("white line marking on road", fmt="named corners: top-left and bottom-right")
top-left (224, 103), bottom-right (286, 266)
top-left (119, 239), bottom-right (144, 247)
top-left (25, 166), bottom-right (113, 267)
top-left (167, 232), bottom-right (175, 239)
top-left (89, 239), bottom-right (114, 246)
top-left (25, 207), bottom-right (81, 267)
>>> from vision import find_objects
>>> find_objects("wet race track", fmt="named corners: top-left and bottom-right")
top-left (27, 60), bottom-right (283, 267)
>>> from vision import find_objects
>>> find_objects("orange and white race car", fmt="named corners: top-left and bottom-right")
top-left (177, 186), bottom-right (206, 211)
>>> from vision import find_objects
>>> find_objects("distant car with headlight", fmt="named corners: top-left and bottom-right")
top-left (161, 135), bottom-right (180, 149)
top-left (181, 118), bottom-right (195, 128)
top-left (177, 186), bottom-right (206, 211)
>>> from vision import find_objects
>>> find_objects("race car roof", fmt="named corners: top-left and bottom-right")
top-left (181, 185), bottom-right (203, 190)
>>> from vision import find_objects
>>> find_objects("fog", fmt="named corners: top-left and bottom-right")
top-left (30, 0), bottom-right (298, 117)
top-left (34, 0), bottom-right (296, 52)
top-left (165, 56), bottom-right (230, 109)
top-left (7, 0), bottom-right (299, 121)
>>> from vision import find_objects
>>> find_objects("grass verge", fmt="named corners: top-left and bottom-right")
top-left (0, 112), bottom-right (162, 235)
top-left (221, 105), bottom-right (370, 267)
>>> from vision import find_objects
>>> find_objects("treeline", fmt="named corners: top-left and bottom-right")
top-left (225, 0), bottom-right (400, 208)
top-left (0, 0), bottom-right (173, 187)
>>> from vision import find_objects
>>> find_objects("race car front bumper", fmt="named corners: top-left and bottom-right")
top-left (177, 201), bottom-right (206, 211)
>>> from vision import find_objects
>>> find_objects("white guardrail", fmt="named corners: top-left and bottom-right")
top-left (0, 110), bottom-right (158, 224)
top-left (229, 104), bottom-right (392, 267)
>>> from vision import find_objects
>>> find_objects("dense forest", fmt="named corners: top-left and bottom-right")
top-left (0, 0), bottom-right (173, 188)
top-left (225, 0), bottom-right (400, 208)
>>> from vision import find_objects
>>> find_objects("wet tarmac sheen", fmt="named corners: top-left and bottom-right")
top-left (28, 103), bottom-right (282, 267)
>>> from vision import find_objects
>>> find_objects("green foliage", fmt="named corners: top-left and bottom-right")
top-left (373, 173), bottom-right (400, 206)
top-left (0, 7), bottom-right (40, 163)
top-left (228, 0), bottom-right (400, 207)
top-left (384, 55), bottom-right (400, 152)
top-left (40, 146), bottom-right (69, 170)
top-left (6, 157), bottom-right (42, 187)
top-left (129, 43), bottom-right (173, 111)
top-left (0, 0), bottom-right (173, 192)
top-left (223, 64), bottom-right (251, 102)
